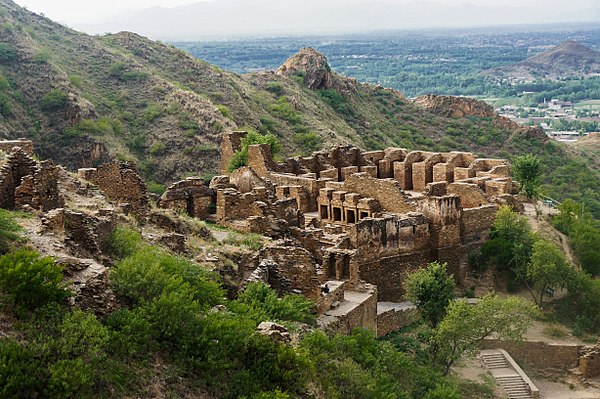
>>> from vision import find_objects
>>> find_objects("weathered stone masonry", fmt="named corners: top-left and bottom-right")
top-left (208, 131), bottom-right (521, 336)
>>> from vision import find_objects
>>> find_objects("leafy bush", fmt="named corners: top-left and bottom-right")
top-left (0, 43), bottom-right (17, 63)
top-left (0, 208), bottom-right (21, 252)
top-left (0, 250), bottom-right (69, 311)
top-left (146, 181), bottom-right (166, 195)
top-left (513, 154), bottom-right (542, 198)
top-left (223, 232), bottom-right (264, 250)
top-left (143, 104), bottom-right (164, 122)
top-left (108, 62), bottom-right (126, 78)
top-left (40, 90), bottom-right (68, 113)
top-left (319, 89), bottom-right (352, 115)
top-left (233, 282), bottom-right (316, 325)
top-left (0, 339), bottom-right (39, 398)
top-left (480, 206), bottom-right (534, 276)
top-left (109, 226), bottom-right (143, 259)
top-left (270, 97), bottom-right (301, 125)
top-left (216, 104), bottom-right (232, 118)
top-left (122, 70), bottom-right (149, 81)
top-left (64, 117), bottom-right (122, 137)
top-left (294, 131), bottom-right (323, 153)
top-left (227, 129), bottom-right (281, 172)
top-left (0, 91), bottom-right (11, 117)
top-left (111, 245), bottom-right (223, 307)
top-left (33, 48), bottom-right (51, 64)
top-left (265, 82), bottom-right (284, 97)
top-left (404, 261), bottom-right (456, 328)
top-left (68, 75), bottom-right (83, 89)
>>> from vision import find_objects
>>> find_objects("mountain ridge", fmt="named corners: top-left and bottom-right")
top-left (0, 0), bottom-right (599, 216)
top-left (487, 40), bottom-right (600, 79)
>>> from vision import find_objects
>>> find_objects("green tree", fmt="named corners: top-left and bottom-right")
top-left (480, 206), bottom-right (534, 277)
top-left (526, 240), bottom-right (575, 306)
top-left (552, 200), bottom-right (600, 276)
top-left (432, 295), bottom-right (539, 375)
top-left (404, 261), bottom-right (456, 328)
top-left (512, 154), bottom-right (542, 199)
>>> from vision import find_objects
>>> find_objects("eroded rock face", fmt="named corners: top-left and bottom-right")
top-left (412, 94), bottom-right (496, 118)
top-left (276, 47), bottom-right (335, 90)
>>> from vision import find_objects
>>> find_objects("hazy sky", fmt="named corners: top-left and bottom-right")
top-left (14, 0), bottom-right (595, 23)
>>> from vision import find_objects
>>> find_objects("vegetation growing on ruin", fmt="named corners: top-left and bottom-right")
top-left (0, 225), bottom-right (489, 398)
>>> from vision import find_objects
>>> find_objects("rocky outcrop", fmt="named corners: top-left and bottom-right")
top-left (412, 94), bottom-right (496, 118)
top-left (277, 47), bottom-right (335, 90)
top-left (256, 321), bottom-right (291, 343)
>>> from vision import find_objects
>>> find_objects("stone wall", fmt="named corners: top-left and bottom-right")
top-left (220, 130), bottom-right (246, 174)
top-left (0, 139), bottom-right (34, 156)
top-left (580, 340), bottom-right (600, 378)
top-left (376, 302), bottom-right (418, 337)
top-left (461, 205), bottom-right (497, 244)
top-left (260, 241), bottom-right (322, 299)
top-left (482, 339), bottom-right (581, 372)
top-left (343, 173), bottom-right (415, 214)
top-left (358, 251), bottom-right (434, 301)
top-left (41, 208), bottom-right (117, 260)
top-left (78, 161), bottom-right (148, 216)
top-left (318, 285), bottom-right (378, 335)
top-left (0, 148), bottom-right (63, 211)
top-left (346, 214), bottom-right (431, 262)
top-left (159, 177), bottom-right (214, 219)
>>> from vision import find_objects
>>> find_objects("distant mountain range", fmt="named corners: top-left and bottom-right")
top-left (487, 40), bottom-right (600, 79)
top-left (74, 0), bottom-right (600, 40)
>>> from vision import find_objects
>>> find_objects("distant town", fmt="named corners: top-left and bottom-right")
top-left (497, 98), bottom-right (600, 142)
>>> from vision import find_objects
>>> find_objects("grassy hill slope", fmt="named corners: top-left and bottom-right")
top-left (0, 0), bottom-right (598, 216)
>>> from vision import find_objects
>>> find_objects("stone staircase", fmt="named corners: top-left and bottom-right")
top-left (481, 350), bottom-right (510, 369)
top-left (495, 375), bottom-right (533, 399)
top-left (481, 349), bottom-right (539, 399)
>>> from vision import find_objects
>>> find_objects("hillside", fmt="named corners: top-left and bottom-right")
top-left (488, 40), bottom-right (600, 79)
top-left (0, 0), bottom-right (599, 216)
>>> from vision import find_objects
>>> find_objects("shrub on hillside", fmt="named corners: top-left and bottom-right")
top-left (0, 209), bottom-right (21, 252)
top-left (233, 282), bottom-right (316, 325)
top-left (0, 43), bottom-right (17, 63)
top-left (0, 250), bottom-right (69, 311)
top-left (227, 129), bottom-right (281, 172)
top-left (40, 90), bottom-right (68, 113)
top-left (109, 227), bottom-right (143, 259)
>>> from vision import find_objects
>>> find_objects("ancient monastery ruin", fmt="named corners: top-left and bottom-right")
top-left (0, 135), bottom-right (599, 380)
top-left (161, 130), bottom-right (521, 335)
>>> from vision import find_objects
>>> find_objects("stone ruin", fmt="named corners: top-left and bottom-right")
top-left (201, 130), bottom-right (522, 335)
top-left (0, 140), bottom-right (120, 314)
top-left (78, 161), bottom-right (149, 216)
top-left (0, 143), bottom-right (63, 212)
top-left (0, 134), bottom-right (522, 337)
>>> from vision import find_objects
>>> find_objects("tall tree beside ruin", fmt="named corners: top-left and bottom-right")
top-left (404, 261), bottom-right (455, 328)
top-left (512, 154), bottom-right (542, 199)
top-left (527, 239), bottom-right (575, 307)
top-left (431, 294), bottom-right (540, 375)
